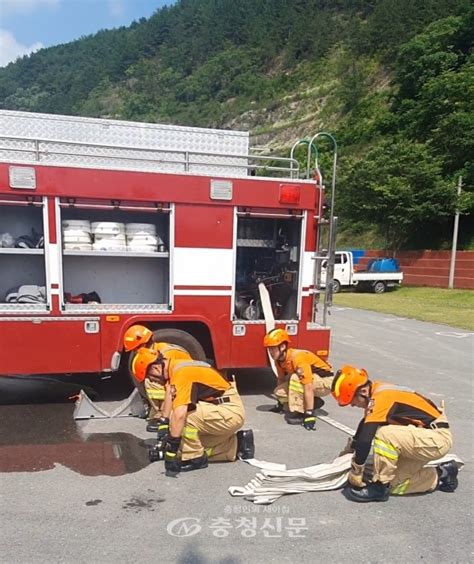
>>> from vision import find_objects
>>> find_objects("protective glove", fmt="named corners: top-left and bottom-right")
top-left (303, 410), bottom-right (317, 431)
top-left (338, 437), bottom-right (356, 457)
top-left (156, 417), bottom-right (170, 440)
top-left (348, 460), bottom-right (366, 488)
top-left (164, 435), bottom-right (181, 475)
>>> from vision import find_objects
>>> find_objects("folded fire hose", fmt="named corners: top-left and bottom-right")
top-left (230, 453), bottom-right (464, 505)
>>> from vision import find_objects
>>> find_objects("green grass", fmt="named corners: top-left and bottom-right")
top-left (333, 287), bottom-right (474, 330)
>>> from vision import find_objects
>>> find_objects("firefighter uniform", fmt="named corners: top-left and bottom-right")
top-left (144, 343), bottom-right (191, 420)
top-left (353, 382), bottom-right (453, 495)
top-left (168, 359), bottom-right (245, 462)
top-left (273, 348), bottom-right (334, 412)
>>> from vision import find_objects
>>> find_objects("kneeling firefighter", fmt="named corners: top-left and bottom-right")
top-left (131, 347), bottom-right (255, 474)
top-left (263, 328), bottom-right (334, 429)
top-left (332, 365), bottom-right (458, 502)
top-left (124, 324), bottom-right (192, 433)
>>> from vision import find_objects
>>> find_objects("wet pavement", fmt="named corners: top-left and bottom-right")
top-left (0, 403), bottom-right (150, 476)
top-left (0, 368), bottom-right (153, 476)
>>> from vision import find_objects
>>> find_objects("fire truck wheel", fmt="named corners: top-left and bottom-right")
top-left (152, 328), bottom-right (206, 361)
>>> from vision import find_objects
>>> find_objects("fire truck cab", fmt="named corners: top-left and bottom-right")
top-left (0, 110), bottom-right (336, 377)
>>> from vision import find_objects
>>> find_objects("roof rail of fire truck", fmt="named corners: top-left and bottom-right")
top-left (0, 133), bottom-right (303, 180)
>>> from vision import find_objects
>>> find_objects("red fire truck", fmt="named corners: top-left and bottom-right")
top-left (0, 110), bottom-right (336, 378)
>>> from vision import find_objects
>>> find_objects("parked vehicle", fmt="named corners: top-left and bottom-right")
top-left (0, 110), bottom-right (337, 378)
top-left (322, 251), bottom-right (403, 293)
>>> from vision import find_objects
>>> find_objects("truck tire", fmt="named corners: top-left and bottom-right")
top-left (152, 328), bottom-right (206, 361)
top-left (373, 281), bottom-right (386, 294)
top-left (331, 279), bottom-right (341, 294)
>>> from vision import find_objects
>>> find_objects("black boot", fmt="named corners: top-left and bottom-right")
top-left (437, 461), bottom-right (459, 492)
top-left (146, 419), bottom-right (160, 433)
top-left (285, 411), bottom-right (305, 425)
top-left (315, 397), bottom-right (325, 409)
top-left (346, 481), bottom-right (390, 503)
top-left (269, 402), bottom-right (285, 413)
top-left (180, 453), bottom-right (209, 472)
top-left (237, 429), bottom-right (255, 460)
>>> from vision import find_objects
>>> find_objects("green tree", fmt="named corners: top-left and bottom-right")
top-left (339, 138), bottom-right (456, 249)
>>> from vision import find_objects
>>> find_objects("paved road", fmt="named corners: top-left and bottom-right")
top-left (1, 308), bottom-right (472, 563)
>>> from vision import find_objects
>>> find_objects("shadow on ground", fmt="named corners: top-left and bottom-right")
top-left (0, 369), bottom-right (135, 405)
top-left (233, 368), bottom-right (275, 396)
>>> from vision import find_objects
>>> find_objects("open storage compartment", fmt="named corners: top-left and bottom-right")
top-left (59, 200), bottom-right (171, 310)
top-left (234, 213), bottom-right (303, 321)
top-left (0, 197), bottom-right (47, 311)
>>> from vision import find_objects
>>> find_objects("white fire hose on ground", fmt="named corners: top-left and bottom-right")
top-left (230, 454), bottom-right (464, 505)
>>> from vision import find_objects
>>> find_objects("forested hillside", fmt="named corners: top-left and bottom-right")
top-left (0, 0), bottom-right (472, 249)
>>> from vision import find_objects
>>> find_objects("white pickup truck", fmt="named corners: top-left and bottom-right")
top-left (322, 251), bottom-right (403, 293)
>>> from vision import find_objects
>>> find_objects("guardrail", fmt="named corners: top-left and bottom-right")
top-left (0, 134), bottom-right (301, 179)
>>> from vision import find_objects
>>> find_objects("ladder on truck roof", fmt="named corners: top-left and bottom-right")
top-left (0, 109), bottom-right (301, 179)
top-left (290, 133), bottom-right (338, 327)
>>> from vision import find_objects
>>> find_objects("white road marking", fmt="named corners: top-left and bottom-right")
top-left (435, 332), bottom-right (473, 339)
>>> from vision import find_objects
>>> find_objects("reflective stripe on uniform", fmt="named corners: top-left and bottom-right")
top-left (146, 389), bottom-right (165, 400)
top-left (289, 380), bottom-right (304, 394)
top-left (172, 360), bottom-right (211, 374)
top-left (205, 447), bottom-right (213, 457)
top-left (160, 344), bottom-right (188, 354)
top-left (183, 425), bottom-right (199, 440)
top-left (392, 479), bottom-right (410, 495)
top-left (373, 438), bottom-right (399, 460)
top-left (375, 384), bottom-right (414, 394)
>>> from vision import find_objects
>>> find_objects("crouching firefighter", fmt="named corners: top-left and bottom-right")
top-left (263, 328), bottom-right (334, 429)
top-left (332, 365), bottom-right (458, 502)
top-left (131, 348), bottom-right (255, 474)
top-left (124, 324), bottom-right (192, 433)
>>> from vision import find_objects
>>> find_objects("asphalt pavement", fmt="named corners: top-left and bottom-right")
top-left (0, 307), bottom-right (472, 563)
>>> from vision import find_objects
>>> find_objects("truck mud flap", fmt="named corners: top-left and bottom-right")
top-left (73, 388), bottom-right (146, 420)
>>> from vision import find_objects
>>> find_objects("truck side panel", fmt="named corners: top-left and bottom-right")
top-left (0, 318), bottom-right (101, 374)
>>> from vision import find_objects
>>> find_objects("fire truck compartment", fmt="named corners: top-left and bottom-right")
top-left (0, 204), bottom-right (47, 310)
top-left (235, 215), bottom-right (302, 321)
top-left (60, 206), bottom-right (170, 307)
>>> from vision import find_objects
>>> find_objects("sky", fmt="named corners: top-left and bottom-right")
top-left (0, 0), bottom-right (173, 67)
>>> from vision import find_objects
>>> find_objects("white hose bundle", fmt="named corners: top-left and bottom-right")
top-left (229, 453), bottom-right (464, 505)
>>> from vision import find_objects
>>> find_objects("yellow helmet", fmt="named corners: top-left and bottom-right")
top-left (263, 328), bottom-right (290, 347)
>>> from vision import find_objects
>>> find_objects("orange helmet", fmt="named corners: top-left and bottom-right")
top-left (130, 347), bottom-right (162, 382)
top-left (331, 365), bottom-right (369, 406)
top-left (123, 325), bottom-right (153, 352)
top-left (263, 328), bottom-right (291, 348)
